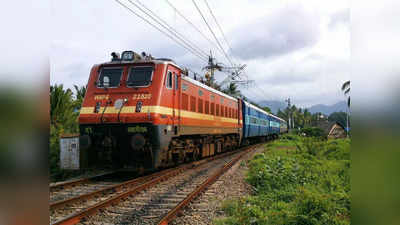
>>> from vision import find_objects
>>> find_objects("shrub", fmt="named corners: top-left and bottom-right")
top-left (216, 135), bottom-right (350, 225)
top-left (301, 127), bottom-right (325, 138)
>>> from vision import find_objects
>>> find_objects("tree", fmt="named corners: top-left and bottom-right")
top-left (303, 109), bottom-right (312, 127)
top-left (222, 82), bottom-right (240, 97)
top-left (262, 106), bottom-right (272, 114)
top-left (341, 80), bottom-right (350, 135)
top-left (50, 84), bottom-right (78, 132)
top-left (74, 85), bottom-right (87, 109)
top-left (341, 80), bottom-right (350, 108)
top-left (328, 112), bottom-right (348, 127)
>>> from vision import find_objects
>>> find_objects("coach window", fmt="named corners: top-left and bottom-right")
top-left (174, 72), bottom-right (179, 90)
top-left (211, 103), bottom-right (215, 115)
top-left (221, 105), bottom-right (224, 117)
top-left (205, 101), bottom-right (210, 114)
top-left (97, 67), bottom-right (123, 88)
top-left (182, 93), bottom-right (189, 110)
top-left (190, 96), bottom-right (196, 112)
top-left (216, 104), bottom-right (220, 116)
top-left (198, 99), bottom-right (203, 113)
top-left (166, 71), bottom-right (173, 89)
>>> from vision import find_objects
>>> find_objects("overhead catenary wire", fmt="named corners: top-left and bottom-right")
top-left (133, 0), bottom-right (209, 59)
top-left (191, 0), bottom-right (234, 67)
top-left (164, 0), bottom-right (227, 63)
top-left (126, 0), bottom-right (209, 60)
top-left (114, 0), bottom-right (208, 63)
top-left (202, 0), bottom-right (235, 61)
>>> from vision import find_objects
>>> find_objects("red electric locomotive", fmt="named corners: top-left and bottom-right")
top-left (79, 51), bottom-right (242, 169)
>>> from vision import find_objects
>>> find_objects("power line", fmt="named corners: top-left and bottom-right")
top-left (133, 0), bottom-right (209, 59)
top-left (164, 0), bottom-right (227, 60)
top-left (114, 0), bottom-right (207, 63)
top-left (203, 0), bottom-right (235, 60)
top-left (127, 0), bottom-right (209, 59)
top-left (191, 0), bottom-right (234, 67)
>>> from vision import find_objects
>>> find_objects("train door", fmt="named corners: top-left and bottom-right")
top-left (167, 65), bottom-right (180, 135)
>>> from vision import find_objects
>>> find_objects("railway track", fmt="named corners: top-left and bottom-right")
top-left (50, 145), bottom-right (259, 225)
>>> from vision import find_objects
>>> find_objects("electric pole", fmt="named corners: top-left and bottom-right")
top-left (285, 98), bottom-right (291, 132)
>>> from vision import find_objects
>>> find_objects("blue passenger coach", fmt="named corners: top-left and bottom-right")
top-left (241, 99), bottom-right (286, 144)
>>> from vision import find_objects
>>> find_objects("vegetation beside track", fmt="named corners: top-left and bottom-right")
top-left (215, 134), bottom-right (350, 225)
top-left (50, 84), bottom-right (85, 181)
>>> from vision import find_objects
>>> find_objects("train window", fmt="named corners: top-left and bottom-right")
top-left (221, 105), bottom-right (224, 117)
top-left (211, 103), bottom-right (215, 115)
top-left (166, 71), bottom-right (173, 89)
top-left (225, 106), bottom-right (228, 117)
top-left (127, 66), bottom-right (153, 87)
top-left (205, 101), bottom-right (209, 114)
top-left (198, 89), bottom-right (203, 96)
top-left (198, 99), bottom-right (203, 113)
top-left (182, 94), bottom-right (189, 110)
top-left (216, 104), bottom-right (220, 116)
top-left (97, 68), bottom-right (123, 88)
top-left (190, 96), bottom-right (196, 112)
top-left (174, 73), bottom-right (179, 90)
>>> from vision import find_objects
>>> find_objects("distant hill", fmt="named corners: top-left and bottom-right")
top-left (307, 101), bottom-right (347, 115)
top-left (258, 100), bottom-right (347, 115)
top-left (258, 100), bottom-right (287, 114)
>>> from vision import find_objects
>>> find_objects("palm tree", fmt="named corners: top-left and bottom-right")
top-left (74, 85), bottom-right (87, 109)
top-left (222, 82), bottom-right (241, 97)
top-left (50, 84), bottom-right (78, 133)
top-left (341, 80), bottom-right (350, 107)
top-left (341, 80), bottom-right (350, 136)
top-left (303, 109), bottom-right (312, 127)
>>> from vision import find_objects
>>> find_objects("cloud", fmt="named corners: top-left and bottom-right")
top-left (50, 0), bottom-right (349, 107)
top-left (229, 5), bottom-right (320, 60)
top-left (329, 9), bottom-right (350, 28)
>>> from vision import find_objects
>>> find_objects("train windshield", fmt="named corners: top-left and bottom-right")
top-left (127, 66), bottom-right (153, 87)
top-left (97, 68), bottom-right (123, 88)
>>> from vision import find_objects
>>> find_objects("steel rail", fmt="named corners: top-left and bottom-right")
top-left (50, 171), bottom-right (116, 192)
top-left (157, 144), bottom-right (258, 225)
top-left (51, 148), bottom-right (244, 225)
top-left (50, 167), bottom-right (176, 210)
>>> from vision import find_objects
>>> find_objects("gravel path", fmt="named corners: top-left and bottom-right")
top-left (171, 146), bottom-right (263, 225)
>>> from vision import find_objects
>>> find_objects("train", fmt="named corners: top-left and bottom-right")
top-left (76, 51), bottom-right (287, 170)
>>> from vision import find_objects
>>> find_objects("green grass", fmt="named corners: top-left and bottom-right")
top-left (215, 135), bottom-right (350, 225)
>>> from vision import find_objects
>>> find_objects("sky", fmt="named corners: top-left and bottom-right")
top-left (50, 0), bottom-right (350, 108)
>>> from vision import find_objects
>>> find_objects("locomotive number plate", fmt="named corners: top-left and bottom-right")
top-left (94, 94), bottom-right (110, 100)
top-left (132, 93), bottom-right (152, 100)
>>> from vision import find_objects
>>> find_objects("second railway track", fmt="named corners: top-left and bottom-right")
top-left (50, 144), bottom-right (260, 225)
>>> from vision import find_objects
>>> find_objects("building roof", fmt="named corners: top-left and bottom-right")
top-left (315, 120), bottom-right (346, 135)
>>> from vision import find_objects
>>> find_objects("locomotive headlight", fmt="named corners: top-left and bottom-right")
top-left (114, 99), bottom-right (124, 110)
top-left (122, 51), bottom-right (134, 61)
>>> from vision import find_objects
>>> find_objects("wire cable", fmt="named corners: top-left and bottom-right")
top-left (203, 0), bottom-right (235, 59)
top-left (164, 0), bottom-right (227, 61)
top-left (191, 0), bottom-right (234, 67)
top-left (133, 0), bottom-right (209, 58)
top-left (127, 0), bottom-right (208, 60)
top-left (114, 0), bottom-right (208, 63)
